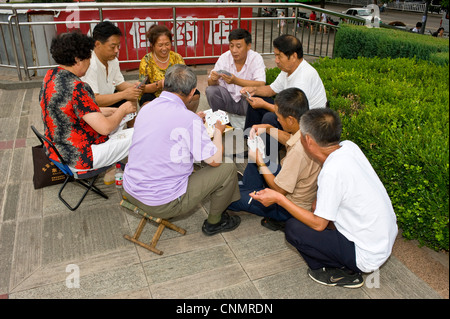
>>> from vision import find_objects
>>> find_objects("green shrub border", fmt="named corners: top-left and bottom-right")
top-left (334, 24), bottom-right (449, 66)
top-left (265, 56), bottom-right (449, 251)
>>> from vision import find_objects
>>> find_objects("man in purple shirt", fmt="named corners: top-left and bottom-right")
top-left (123, 64), bottom-right (241, 236)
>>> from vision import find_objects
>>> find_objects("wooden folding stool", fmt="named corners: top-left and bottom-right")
top-left (120, 197), bottom-right (186, 255)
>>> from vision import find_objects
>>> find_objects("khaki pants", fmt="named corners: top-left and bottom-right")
top-left (123, 163), bottom-right (240, 224)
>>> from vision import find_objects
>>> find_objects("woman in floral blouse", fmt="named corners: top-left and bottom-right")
top-left (139, 24), bottom-right (200, 111)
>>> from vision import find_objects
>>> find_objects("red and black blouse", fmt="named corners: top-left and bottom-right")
top-left (39, 67), bottom-right (108, 170)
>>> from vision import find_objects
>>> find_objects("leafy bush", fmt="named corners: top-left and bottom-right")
top-left (265, 67), bottom-right (281, 85)
top-left (265, 56), bottom-right (449, 251)
top-left (334, 24), bottom-right (449, 66)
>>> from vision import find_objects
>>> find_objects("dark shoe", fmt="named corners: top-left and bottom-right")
top-left (307, 267), bottom-right (364, 289)
top-left (202, 212), bottom-right (241, 236)
top-left (261, 217), bottom-right (285, 232)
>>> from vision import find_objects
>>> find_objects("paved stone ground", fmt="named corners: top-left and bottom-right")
top-left (0, 58), bottom-right (447, 302)
top-left (0, 3), bottom-right (447, 304)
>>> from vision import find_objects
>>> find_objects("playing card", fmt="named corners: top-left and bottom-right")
top-left (110, 112), bottom-right (136, 135)
top-left (204, 109), bottom-right (230, 128)
top-left (216, 110), bottom-right (229, 124)
top-left (119, 112), bottom-right (136, 127)
top-left (247, 138), bottom-right (256, 150)
top-left (218, 69), bottom-right (232, 77)
top-left (247, 135), bottom-right (265, 158)
top-left (241, 90), bottom-right (253, 102)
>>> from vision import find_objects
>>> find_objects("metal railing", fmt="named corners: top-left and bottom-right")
top-left (0, 2), bottom-right (367, 81)
top-left (326, 0), bottom-right (372, 7)
top-left (326, 0), bottom-right (443, 14)
top-left (388, 1), bottom-right (426, 13)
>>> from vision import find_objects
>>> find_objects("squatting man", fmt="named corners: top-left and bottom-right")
top-left (250, 108), bottom-right (398, 288)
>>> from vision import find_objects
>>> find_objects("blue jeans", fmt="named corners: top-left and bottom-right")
top-left (228, 161), bottom-right (292, 221)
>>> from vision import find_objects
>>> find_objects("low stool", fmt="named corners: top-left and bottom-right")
top-left (120, 197), bottom-right (186, 255)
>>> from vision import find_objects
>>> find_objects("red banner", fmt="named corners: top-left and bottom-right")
top-left (55, 7), bottom-right (252, 70)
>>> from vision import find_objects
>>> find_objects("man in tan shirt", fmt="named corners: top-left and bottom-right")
top-left (274, 130), bottom-right (320, 211)
top-left (227, 88), bottom-right (321, 231)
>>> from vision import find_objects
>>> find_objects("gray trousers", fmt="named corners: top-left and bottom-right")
top-left (123, 163), bottom-right (241, 224)
top-left (206, 85), bottom-right (248, 116)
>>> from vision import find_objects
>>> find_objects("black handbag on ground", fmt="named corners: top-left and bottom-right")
top-left (32, 144), bottom-right (66, 189)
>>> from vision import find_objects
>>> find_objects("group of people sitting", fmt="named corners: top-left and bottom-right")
top-left (39, 21), bottom-right (398, 289)
top-left (412, 22), bottom-right (445, 37)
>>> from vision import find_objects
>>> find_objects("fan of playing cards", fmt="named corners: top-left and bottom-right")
top-left (247, 135), bottom-right (266, 159)
top-left (203, 109), bottom-right (233, 138)
top-left (109, 112), bottom-right (136, 136)
top-left (204, 109), bottom-right (229, 128)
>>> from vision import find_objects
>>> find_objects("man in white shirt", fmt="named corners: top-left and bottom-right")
top-left (250, 108), bottom-right (398, 288)
top-left (81, 21), bottom-right (142, 109)
top-left (241, 34), bottom-right (327, 130)
top-left (241, 34), bottom-right (327, 163)
top-left (206, 28), bottom-right (266, 129)
top-left (81, 21), bottom-right (143, 184)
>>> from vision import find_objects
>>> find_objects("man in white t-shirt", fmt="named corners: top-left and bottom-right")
top-left (81, 21), bottom-right (142, 109)
top-left (241, 34), bottom-right (327, 130)
top-left (81, 21), bottom-right (143, 184)
top-left (206, 28), bottom-right (266, 129)
top-left (250, 108), bottom-right (398, 288)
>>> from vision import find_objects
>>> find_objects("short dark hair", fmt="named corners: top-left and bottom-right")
top-left (229, 28), bottom-right (252, 44)
top-left (50, 31), bottom-right (94, 66)
top-left (300, 108), bottom-right (342, 147)
top-left (92, 21), bottom-right (122, 43)
top-left (273, 34), bottom-right (303, 59)
top-left (164, 64), bottom-right (197, 96)
top-left (146, 24), bottom-right (173, 47)
top-left (274, 88), bottom-right (309, 122)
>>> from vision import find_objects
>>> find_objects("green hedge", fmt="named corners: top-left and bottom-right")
top-left (265, 56), bottom-right (449, 251)
top-left (334, 24), bottom-right (449, 66)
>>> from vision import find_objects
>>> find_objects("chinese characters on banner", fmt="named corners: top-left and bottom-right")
top-left (55, 7), bottom-right (252, 69)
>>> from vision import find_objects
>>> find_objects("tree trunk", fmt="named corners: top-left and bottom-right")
top-left (421, 0), bottom-right (431, 34)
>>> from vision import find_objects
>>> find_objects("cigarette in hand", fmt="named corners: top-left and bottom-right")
top-left (248, 191), bottom-right (257, 204)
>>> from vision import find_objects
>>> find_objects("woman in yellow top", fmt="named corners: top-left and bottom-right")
top-left (139, 24), bottom-right (200, 111)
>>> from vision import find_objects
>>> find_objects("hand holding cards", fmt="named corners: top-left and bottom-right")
top-left (241, 90), bottom-right (253, 102)
top-left (136, 75), bottom-right (149, 89)
top-left (204, 109), bottom-right (229, 128)
top-left (203, 109), bottom-right (232, 138)
top-left (109, 112), bottom-right (136, 136)
top-left (120, 112), bottom-right (136, 126)
top-left (217, 70), bottom-right (232, 77)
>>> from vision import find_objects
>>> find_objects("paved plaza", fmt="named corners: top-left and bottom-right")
top-left (0, 58), bottom-right (448, 302)
top-left (0, 2), bottom-right (448, 305)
